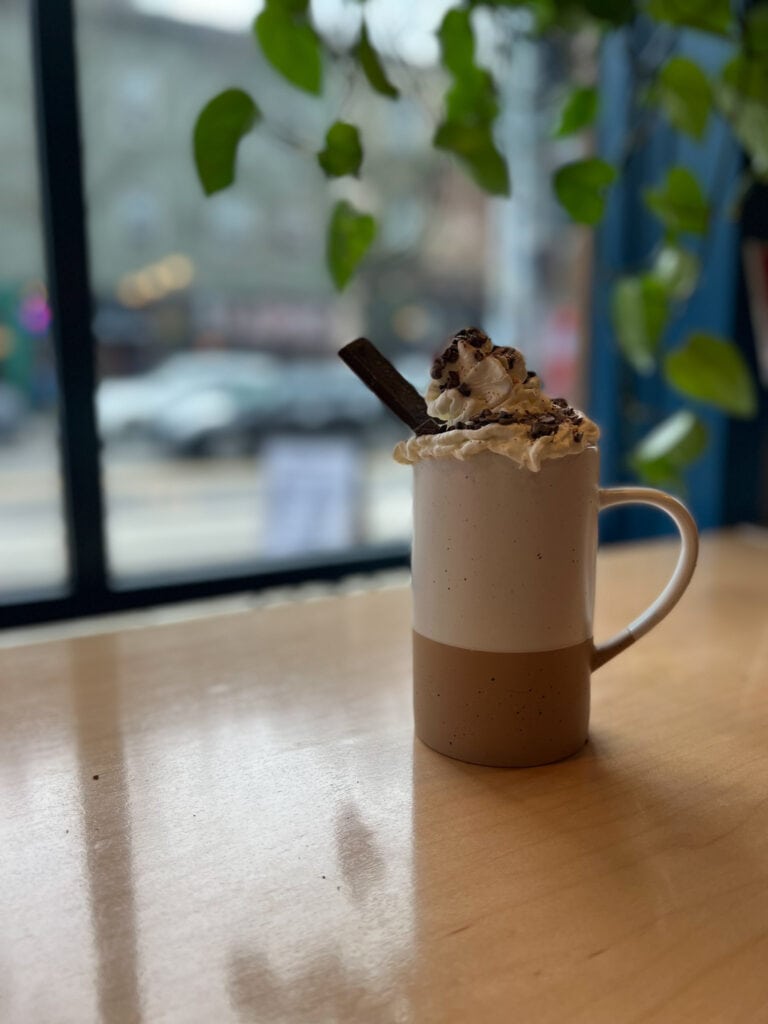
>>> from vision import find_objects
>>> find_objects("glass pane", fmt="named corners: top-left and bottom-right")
top-left (76, 1), bottom-right (593, 583)
top-left (0, 0), bottom-right (68, 597)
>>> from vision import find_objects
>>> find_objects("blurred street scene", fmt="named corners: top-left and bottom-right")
top-left (0, 0), bottom-right (593, 598)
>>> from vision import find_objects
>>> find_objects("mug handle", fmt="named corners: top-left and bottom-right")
top-left (592, 487), bottom-right (699, 670)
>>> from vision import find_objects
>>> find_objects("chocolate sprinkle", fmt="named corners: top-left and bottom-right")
top-left (529, 420), bottom-right (559, 439)
top-left (454, 327), bottom-right (489, 348)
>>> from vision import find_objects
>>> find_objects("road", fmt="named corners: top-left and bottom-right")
top-left (0, 421), bottom-right (412, 596)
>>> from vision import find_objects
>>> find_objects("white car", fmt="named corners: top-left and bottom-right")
top-left (97, 351), bottom-right (284, 454)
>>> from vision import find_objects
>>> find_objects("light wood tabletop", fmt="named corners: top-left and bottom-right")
top-left (1, 531), bottom-right (767, 1024)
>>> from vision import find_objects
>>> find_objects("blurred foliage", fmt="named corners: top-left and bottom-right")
top-left (326, 201), bottom-right (377, 290)
top-left (554, 157), bottom-right (617, 224)
top-left (316, 122), bottom-right (363, 178)
top-left (552, 85), bottom-right (599, 137)
top-left (193, 0), bottom-right (766, 484)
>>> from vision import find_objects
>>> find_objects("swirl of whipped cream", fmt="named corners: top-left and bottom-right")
top-left (394, 327), bottom-right (599, 470)
top-left (425, 329), bottom-right (550, 425)
top-left (394, 419), bottom-right (599, 470)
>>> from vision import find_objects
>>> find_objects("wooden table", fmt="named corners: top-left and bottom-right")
top-left (2, 531), bottom-right (767, 1023)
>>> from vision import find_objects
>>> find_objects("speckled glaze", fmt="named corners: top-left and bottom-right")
top-left (412, 448), bottom-right (599, 653)
top-left (413, 633), bottom-right (591, 767)
top-left (412, 449), bottom-right (599, 766)
top-left (411, 445), bottom-right (703, 766)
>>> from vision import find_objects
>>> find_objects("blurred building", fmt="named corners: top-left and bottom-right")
top-left (1, 0), bottom-right (492, 385)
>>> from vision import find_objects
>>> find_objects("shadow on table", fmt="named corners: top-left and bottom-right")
top-left (408, 731), bottom-right (766, 1014)
top-left (227, 801), bottom-right (413, 1024)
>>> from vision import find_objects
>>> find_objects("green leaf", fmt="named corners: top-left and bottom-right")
top-left (553, 86), bottom-right (598, 137)
top-left (612, 274), bottom-right (670, 374)
top-left (720, 54), bottom-right (768, 104)
top-left (437, 10), bottom-right (498, 126)
top-left (433, 6), bottom-right (510, 196)
top-left (645, 0), bottom-right (732, 36)
top-left (717, 56), bottom-right (768, 176)
top-left (193, 89), bottom-right (260, 196)
top-left (254, 1), bottom-right (322, 95)
top-left (317, 122), bottom-right (363, 178)
top-left (664, 332), bottom-right (758, 418)
top-left (630, 410), bottom-right (708, 487)
top-left (327, 201), bottom-right (377, 290)
top-left (653, 244), bottom-right (700, 300)
top-left (725, 106), bottom-right (768, 177)
top-left (475, 0), bottom-right (636, 27)
top-left (444, 67), bottom-right (499, 124)
top-left (644, 167), bottom-right (709, 236)
top-left (745, 4), bottom-right (768, 57)
top-left (356, 22), bottom-right (399, 99)
top-left (438, 8), bottom-right (475, 76)
top-left (553, 158), bottom-right (616, 225)
top-left (654, 57), bottom-right (713, 140)
top-left (582, 0), bottom-right (637, 25)
top-left (433, 121), bottom-right (510, 195)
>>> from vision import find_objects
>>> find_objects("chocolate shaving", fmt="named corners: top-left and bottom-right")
top-left (458, 383), bottom-right (472, 397)
top-left (530, 421), bottom-right (558, 439)
top-left (525, 370), bottom-right (537, 382)
top-left (454, 327), bottom-right (489, 348)
top-left (527, 410), bottom-right (563, 439)
top-left (338, 337), bottom-right (441, 435)
top-left (442, 371), bottom-right (460, 390)
top-left (552, 397), bottom-right (568, 408)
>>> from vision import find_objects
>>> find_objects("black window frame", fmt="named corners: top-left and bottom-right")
top-left (0, 0), bottom-right (408, 629)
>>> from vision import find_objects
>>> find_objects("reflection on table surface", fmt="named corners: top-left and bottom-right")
top-left (1, 532), bottom-right (767, 1023)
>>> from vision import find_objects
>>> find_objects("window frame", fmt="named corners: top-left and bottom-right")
top-left (5, 4), bottom-right (762, 627)
top-left (0, 0), bottom-right (408, 629)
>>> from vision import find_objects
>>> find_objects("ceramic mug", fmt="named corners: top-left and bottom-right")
top-left (411, 447), bottom-right (698, 767)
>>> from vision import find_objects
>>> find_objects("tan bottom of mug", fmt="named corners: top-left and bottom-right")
top-left (413, 630), bottom-right (592, 768)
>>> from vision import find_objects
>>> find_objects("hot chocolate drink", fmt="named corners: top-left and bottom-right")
top-left (410, 449), bottom-right (599, 766)
top-left (340, 327), bottom-right (698, 768)
top-left (394, 327), bottom-right (696, 767)
top-left (393, 326), bottom-right (599, 470)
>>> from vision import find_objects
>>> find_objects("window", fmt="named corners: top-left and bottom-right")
top-left (0, 0), bottom-right (68, 600)
top-left (3, 2), bottom-right (748, 626)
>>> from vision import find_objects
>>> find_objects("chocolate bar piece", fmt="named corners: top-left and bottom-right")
top-left (338, 337), bottom-right (441, 435)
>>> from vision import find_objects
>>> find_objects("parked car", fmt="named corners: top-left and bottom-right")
top-left (97, 351), bottom-right (284, 455)
top-left (98, 349), bottom-right (430, 456)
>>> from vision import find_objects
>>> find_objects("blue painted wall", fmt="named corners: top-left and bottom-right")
top-left (590, 29), bottom-right (742, 541)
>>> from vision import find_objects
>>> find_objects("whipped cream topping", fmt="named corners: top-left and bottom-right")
top-left (394, 327), bottom-right (599, 470)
